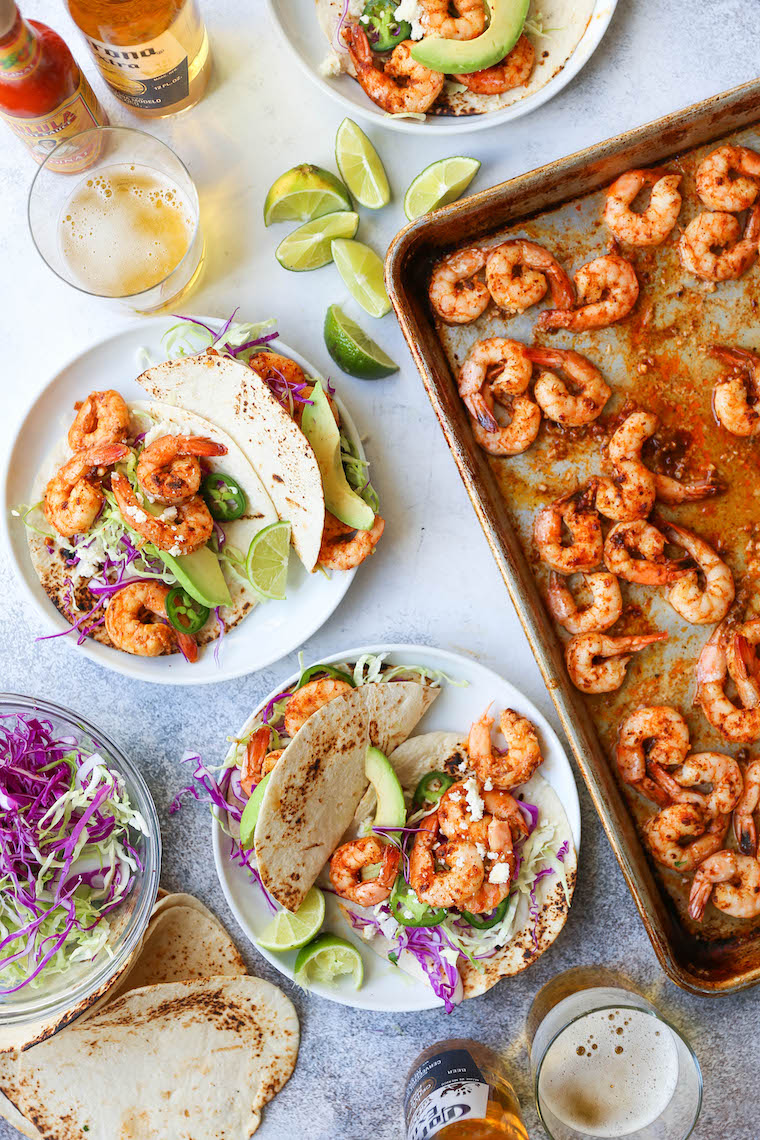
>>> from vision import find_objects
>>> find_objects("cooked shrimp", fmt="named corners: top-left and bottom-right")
top-left (734, 757), bottom-right (760, 856)
top-left (696, 626), bottom-right (760, 744)
top-left (485, 240), bottom-right (574, 315)
top-left (68, 390), bottom-right (129, 451)
top-left (678, 207), bottom-right (760, 281)
top-left (653, 471), bottom-right (722, 504)
top-left (409, 812), bottom-right (485, 908)
top-left (696, 145), bottom-right (760, 211)
top-left (240, 726), bottom-right (272, 796)
top-left (656, 519), bottom-right (734, 624)
top-left (653, 751), bottom-right (743, 818)
top-left (616, 706), bottom-right (691, 807)
top-left (547, 571), bottom-right (622, 634)
top-left (44, 443), bottom-right (129, 538)
top-left (438, 781), bottom-right (526, 845)
top-left (534, 486), bottom-right (603, 574)
top-left (595, 409), bottom-right (657, 522)
top-left (603, 169), bottom-right (682, 246)
top-left (642, 802), bottom-right (728, 872)
top-left (284, 678), bottom-right (354, 737)
top-left (111, 471), bottom-right (213, 555)
top-left (343, 25), bottom-right (444, 115)
top-left (429, 248), bottom-right (490, 324)
top-left (419, 0), bottom-right (486, 39)
top-left (104, 581), bottom-right (197, 661)
top-left (136, 435), bottom-right (227, 505)
top-left (454, 34), bottom-right (535, 94)
top-left (726, 620), bottom-right (760, 708)
top-left (330, 837), bottom-right (401, 907)
top-left (689, 850), bottom-right (760, 921)
top-left (248, 351), bottom-right (306, 388)
top-left (537, 253), bottom-right (639, 332)
top-left (471, 388), bottom-right (541, 456)
top-left (603, 519), bottom-right (689, 586)
top-left (262, 749), bottom-right (284, 776)
top-left (458, 337), bottom-right (533, 431)
top-left (710, 346), bottom-right (760, 437)
top-left (318, 512), bottom-right (385, 570)
top-left (467, 708), bottom-right (543, 789)
top-left (528, 347), bottom-right (611, 426)
top-left (565, 631), bottom-right (666, 694)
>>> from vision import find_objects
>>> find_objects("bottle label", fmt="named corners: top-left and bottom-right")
top-left (83, 0), bottom-right (203, 111)
top-left (0, 71), bottom-right (107, 169)
top-left (405, 1049), bottom-right (491, 1140)
top-left (0, 17), bottom-right (42, 80)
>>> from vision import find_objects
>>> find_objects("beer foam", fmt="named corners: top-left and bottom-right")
top-left (59, 163), bottom-right (194, 297)
top-left (538, 1007), bottom-right (679, 1138)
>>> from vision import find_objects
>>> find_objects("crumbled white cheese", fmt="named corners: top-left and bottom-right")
top-left (125, 505), bottom-right (148, 524)
top-left (483, 777), bottom-right (493, 792)
top-left (448, 791), bottom-right (462, 803)
top-left (394, 0), bottom-right (425, 39)
top-left (488, 863), bottom-right (512, 885)
top-left (142, 419), bottom-right (185, 449)
top-left (319, 50), bottom-right (344, 77)
top-left (167, 544), bottom-right (183, 557)
top-left (463, 777), bottom-right (484, 822)
top-left (486, 851), bottom-right (500, 862)
top-left (160, 507), bottom-right (178, 521)
top-left (457, 760), bottom-right (468, 773)
top-left (475, 842), bottom-right (486, 859)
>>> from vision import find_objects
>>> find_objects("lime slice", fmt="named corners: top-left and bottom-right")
top-left (331, 239), bottom-right (391, 319)
top-left (258, 887), bottom-right (326, 952)
top-left (324, 304), bottom-right (398, 379)
top-left (275, 211), bottom-right (359, 272)
top-left (294, 933), bottom-right (364, 988)
top-left (264, 164), bottom-right (352, 226)
top-left (245, 521), bottom-right (291, 600)
top-left (404, 156), bottom-right (481, 222)
top-left (335, 118), bottom-right (391, 210)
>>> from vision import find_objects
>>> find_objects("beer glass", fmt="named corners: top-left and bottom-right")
top-left (28, 125), bottom-right (204, 313)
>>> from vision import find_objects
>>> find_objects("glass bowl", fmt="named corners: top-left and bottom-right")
top-left (0, 694), bottom-right (160, 1038)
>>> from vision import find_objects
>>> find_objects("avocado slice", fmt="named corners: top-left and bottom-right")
top-left (300, 381), bottom-right (375, 532)
top-left (239, 771), bottom-right (271, 850)
top-left (411, 0), bottom-right (530, 74)
top-left (366, 745), bottom-right (406, 834)
top-left (159, 545), bottom-right (232, 610)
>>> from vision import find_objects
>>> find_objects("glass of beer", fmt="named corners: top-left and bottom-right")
top-left (27, 125), bottom-right (203, 313)
top-left (527, 968), bottom-right (702, 1140)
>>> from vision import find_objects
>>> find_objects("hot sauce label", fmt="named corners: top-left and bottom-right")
top-left (0, 19), bottom-right (42, 80)
top-left (0, 72), bottom-right (107, 169)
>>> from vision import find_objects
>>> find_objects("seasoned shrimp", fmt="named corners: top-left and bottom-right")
top-left (409, 812), bottom-right (485, 908)
top-left (471, 387), bottom-right (541, 456)
top-left (343, 25), bottom-right (444, 115)
top-left (318, 512), bottom-right (385, 570)
top-left (696, 626), bottom-right (760, 743)
top-left (454, 34), bottom-right (535, 94)
top-left (642, 802), bottom-right (729, 872)
top-left (689, 850), bottom-right (760, 921)
top-left (68, 390), bottom-right (129, 451)
top-left (44, 443), bottom-right (129, 538)
top-left (653, 751), bottom-right (743, 818)
top-left (240, 725), bottom-right (272, 795)
top-left (653, 471), bottom-right (722, 504)
top-left (419, 0), bottom-right (486, 39)
top-left (248, 351), bottom-right (306, 388)
top-left (616, 706), bottom-right (691, 807)
top-left (734, 757), bottom-right (760, 856)
top-left (603, 169), bottom-right (682, 246)
top-left (485, 239), bottom-right (574, 315)
top-left (595, 409), bottom-right (657, 522)
top-left (696, 145), bottom-right (760, 211)
top-left (726, 620), bottom-right (760, 708)
top-left (136, 435), bottom-right (227, 505)
top-left (111, 471), bottom-right (213, 555)
top-left (458, 337), bottom-right (533, 431)
top-left (603, 519), bottom-right (689, 586)
top-left (678, 207), bottom-right (760, 282)
top-left (656, 519), bottom-right (734, 625)
top-left (329, 837), bottom-right (401, 907)
top-left (537, 253), bottom-right (639, 332)
top-left (534, 486), bottom-right (603, 574)
top-left (565, 631), bottom-right (666, 695)
top-left (528, 347), bottom-right (611, 426)
top-left (547, 571), bottom-right (622, 635)
top-left (284, 677), bottom-right (354, 737)
top-left (104, 581), bottom-right (197, 661)
top-left (262, 749), bottom-right (284, 776)
top-left (429, 248), bottom-right (490, 324)
top-left (438, 781), bottom-right (526, 846)
top-left (467, 708), bottom-right (543, 789)
top-left (710, 346), bottom-right (760, 437)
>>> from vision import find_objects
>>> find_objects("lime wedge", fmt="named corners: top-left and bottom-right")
top-left (275, 211), bottom-right (359, 272)
top-left (294, 933), bottom-right (364, 988)
top-left (324, 304), bottom-right (398, 379)
top-left (258, 887), bottom-right (326, 952)
top-left (239, 771), bottom-right (271, 850)
top-left (245, 521), bottom-right (291, 600)
top-left (264, 164), bottom-right (352, 226)
top-left (335, 118), bottom-right (391, 210)
top-left (331, 239), bottom-right (391, 319)
top-left (404, 156), bottom-right (481, 221)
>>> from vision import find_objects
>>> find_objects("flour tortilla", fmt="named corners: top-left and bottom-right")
top-left (136, 353), bottom-right (325, 571)
top-left (255, 682), bottom-right (440, 911)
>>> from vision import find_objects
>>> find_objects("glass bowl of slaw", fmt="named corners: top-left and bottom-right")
top-left (0, 694), bottom-right (160, 1036)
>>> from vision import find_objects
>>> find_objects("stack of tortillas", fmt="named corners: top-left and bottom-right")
top-left (0, 892), bottom-right (299, 1139)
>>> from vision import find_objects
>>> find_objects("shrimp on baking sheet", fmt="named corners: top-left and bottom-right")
top-left (696, 625), bottom-right (760, 744)
top-left (689, 851), bottom-right (760, 921)
top-left (595, 409), bottom-right (657, 521)
top-left (458, 337), bottom-right (533, 431)
top-left (533, 486), bottom-right (603, 574)
top-left (343, 25), bottom-right (444, 115)
top-left (284, 677), bottom-right (354, 737)
top-left (696, 145), bottom-right (760, 211)
top-left (105, 581), bottom-right (198, 661)
top-left (710, 346), bottom-right (760, 437)
top-left (429, 248), bottom-right (490, 324)
top-left (654, 518), bottom-right (734, 625)
top-left (454, 34), bottom-right (534, 94)
top-left (603, 168), bottom-right (682, 246)
top-left (726, 620), bottom-right (760, 708)
top-left (616, 706), bottom-right (691, 807)
top-left (565, 631), bottom-right (667, 695)
top-left (546, 571), bottom-right (623, 635)
top-left (734, 757), bottom-right (760, 856)
top-left (642, 802), bottom-right (729, 873)
top-left (408, 811), bottom-right (485, 909)
top-left (68, 390), bottom-right (130, 451)
top-left (678, 207), bottom-right (760, 282)
top-left (136, 435), bottom-right (227, 505)
top-left (330, 837), bottom-right (401, 907)
top-left (419, 0), bottom-right (486, 39)
top-left (603, 519), bottom-right (690, 586)
top-left (528, 347), bottom-right (612, 426)
top-left (536, 253), bottom-right (639, 332)
top-left (111, 471), bottom-right (213, 555)
top-left (652, 752), bottom-right (743, 818)
top-left (318, 512), bottom-right (385, 570)
top-left (467, 707), bottom-right (543, 789)
top-left (471, 388), bottom-right (541, 456)
top-left (44, 444), bottom-right (129, 538)
top-left (485, 239), bottom-right (574, 315)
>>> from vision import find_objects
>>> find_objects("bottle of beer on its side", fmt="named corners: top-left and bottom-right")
top-left (404, 1039), bottom-right (530, 1139)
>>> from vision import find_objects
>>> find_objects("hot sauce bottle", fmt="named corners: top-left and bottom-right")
top-left (0, 0), bottom-right (108, 170)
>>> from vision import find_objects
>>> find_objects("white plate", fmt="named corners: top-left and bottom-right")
top-left (1, 318), bottom-right (364, 686)
top-left (266, 0), bottom-right (617, 136)
top-left (213, 643), bottom-right (581, 1012)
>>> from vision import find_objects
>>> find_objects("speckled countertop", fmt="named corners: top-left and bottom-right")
top-left (1, 1), bottom-right (759, 1136)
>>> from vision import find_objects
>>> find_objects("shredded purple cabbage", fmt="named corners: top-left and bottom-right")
top-left (261, 690), bottom-right (293, 726)
top-left (518, 801), bottom-right (540, 834)
top-left (332, 0), bottom-right (351, 49)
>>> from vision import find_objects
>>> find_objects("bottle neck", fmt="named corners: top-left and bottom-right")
top-left (0, 1), bottom-right (42, 80)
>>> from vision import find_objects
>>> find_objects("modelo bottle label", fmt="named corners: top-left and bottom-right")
top-left (405, 1048), bottom-right (490, 1140)
top-left (0, 71), bottom-right (106, 168)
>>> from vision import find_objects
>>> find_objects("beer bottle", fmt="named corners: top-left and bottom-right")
top-left (0, 0), bottom-right (108, 169)
top-left (404, 1039), bottom-right (529, 1139)
top-left (66, 0), bottom-right (211, 118)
